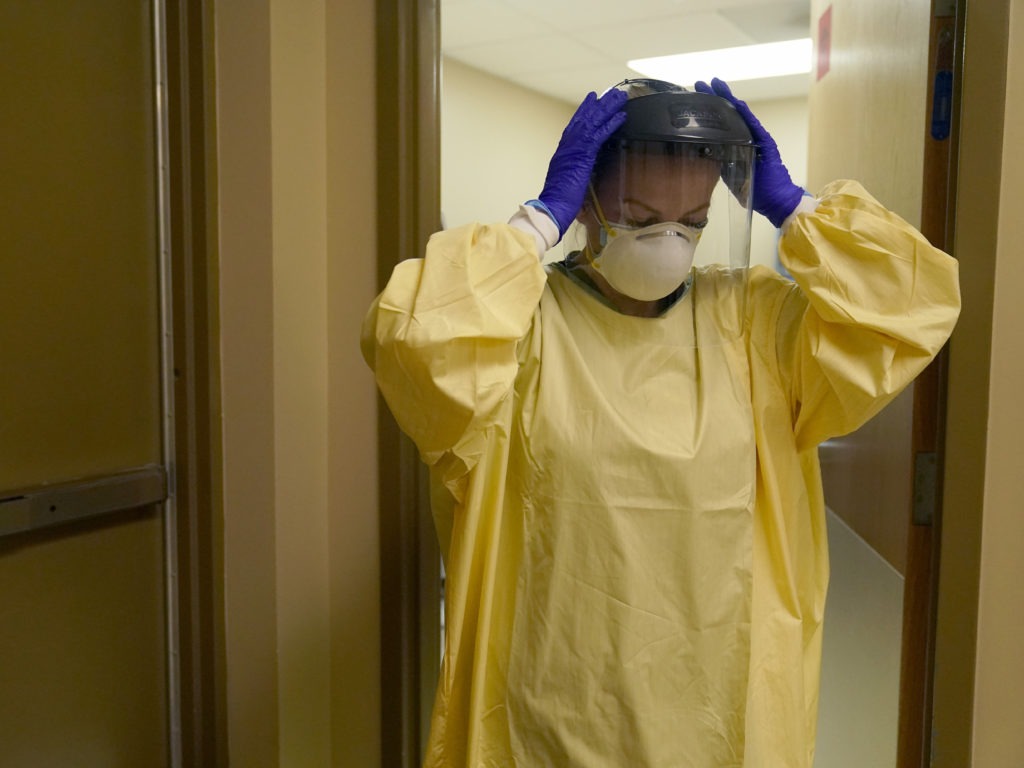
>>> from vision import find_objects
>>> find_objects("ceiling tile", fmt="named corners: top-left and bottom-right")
top-left (498, 0), bottom-right (708, 31)
top-left (446, 34), bottom-right (612, 79)
top-left (718, 1), bottom-right (811, 42)
top-left (441, 0), bottom-right (541, 49)
top-left (579, 11), bottom-right (755, 61)
top-left (440, 0), bottom-right (813, 104)
top-left (513, 64), bottom-right (646, 104)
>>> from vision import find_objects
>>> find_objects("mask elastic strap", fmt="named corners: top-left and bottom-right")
top-left (589, 183), bottom-right (618, 239)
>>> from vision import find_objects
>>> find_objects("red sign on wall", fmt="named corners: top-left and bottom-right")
top-left (817, 5), bottom-right (833, 81)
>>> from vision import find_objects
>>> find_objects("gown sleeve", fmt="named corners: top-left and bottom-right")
top-left (772, 179), bottom-right (961, 450)
top-left (360, 221), bottom-right (548, 498)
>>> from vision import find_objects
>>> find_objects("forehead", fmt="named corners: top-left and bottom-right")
top-left (596, 147), bottom-right (720, 192)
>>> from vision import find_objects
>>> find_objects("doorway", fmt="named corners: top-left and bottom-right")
top-left (376, 1), bottom-right (957, 764)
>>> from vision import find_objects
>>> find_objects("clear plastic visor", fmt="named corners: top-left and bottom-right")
top-left (577, 140), bottom-right (756, 346)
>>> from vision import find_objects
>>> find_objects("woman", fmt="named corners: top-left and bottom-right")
top-left (362, 78), bottom-right (960, 767)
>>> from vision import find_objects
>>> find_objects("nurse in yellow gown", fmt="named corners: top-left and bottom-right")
top-left (362, 78), bottom-right (961, 767)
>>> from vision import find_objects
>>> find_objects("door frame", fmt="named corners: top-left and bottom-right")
top-left (164, 0), bottom-right (225, 764)
top-left (375, 0), bottom-right (443, 764)
top-left (896, 3), bottom-right (960, 765)
top-left (930, 0), bottom-right (1012, 765)
top-left (375, 0), bottom-right (1005, 764)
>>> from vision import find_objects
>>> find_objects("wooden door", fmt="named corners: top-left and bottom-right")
top-left (807, 1), bottom-right (959, 766)
top-left (0, 2), bottom-right (174, 765)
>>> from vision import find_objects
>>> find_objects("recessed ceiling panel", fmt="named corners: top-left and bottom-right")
top-left (441, 0), bottom-right (813, 104)
top-left (719, 1), bottom-right (811, 42)
top-left (581, 11), bottom-right (754, 62)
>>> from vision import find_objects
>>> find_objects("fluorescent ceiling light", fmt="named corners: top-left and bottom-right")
top-left (628, 38), bottom-right (812, 85)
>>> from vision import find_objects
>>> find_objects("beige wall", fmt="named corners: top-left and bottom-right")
top-left (442, 57), bottom-right (808, 270)
top-left (215, 0), bottom-right (380, 765)
top-left (215, 1), bottom-right (280, 763)
top-left (270, 1), bottom-right (332, 762)
top-left (746, 96), bottom-right (809, 269)
top-left (441, 57), bottom-right (574, 259)
top-left (971, 1), bottom-right (1024, 764)
top-left (326, 0), bottom-right (382, 765)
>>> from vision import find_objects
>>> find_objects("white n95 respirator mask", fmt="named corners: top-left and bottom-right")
top-left (592, 220), bottom-right (700, 302)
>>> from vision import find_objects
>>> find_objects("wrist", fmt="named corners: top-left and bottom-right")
top-left (510, 203), bottom-right (561, 256)
top-left (779, 192), bottom-right (817, 232)
top-left (525, 199), bottom-right (559, 229)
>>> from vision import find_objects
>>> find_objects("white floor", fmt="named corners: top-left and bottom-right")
top-left (815, 509), bottom-right (905, 768)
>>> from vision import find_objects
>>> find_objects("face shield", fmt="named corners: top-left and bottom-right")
top-left (573, 79), bottom-right (756, 345)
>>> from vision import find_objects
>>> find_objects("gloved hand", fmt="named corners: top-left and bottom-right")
top-left (533, 89), bottom-right (628, 236)
top-left (695, 77), bottom-right (804, 228)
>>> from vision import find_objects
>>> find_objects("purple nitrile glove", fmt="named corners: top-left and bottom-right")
top-left (534, 89), bottom-right (628, 236)
top-left (695, 77), bottom-right (804, 228)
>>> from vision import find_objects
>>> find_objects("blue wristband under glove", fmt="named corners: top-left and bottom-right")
top-left (524, 199), bottom-right (558, 227)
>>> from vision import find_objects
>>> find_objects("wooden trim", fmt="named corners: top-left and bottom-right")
top-left (165, 0), bottom-right (226, 764)
top-left (897, 8), bottom-right (960, 765)
top-left (375, 0), bottom-right (442, 764)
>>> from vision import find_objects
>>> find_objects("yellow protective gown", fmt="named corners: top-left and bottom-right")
top-left (361, 180), bottom-right (961, 768)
